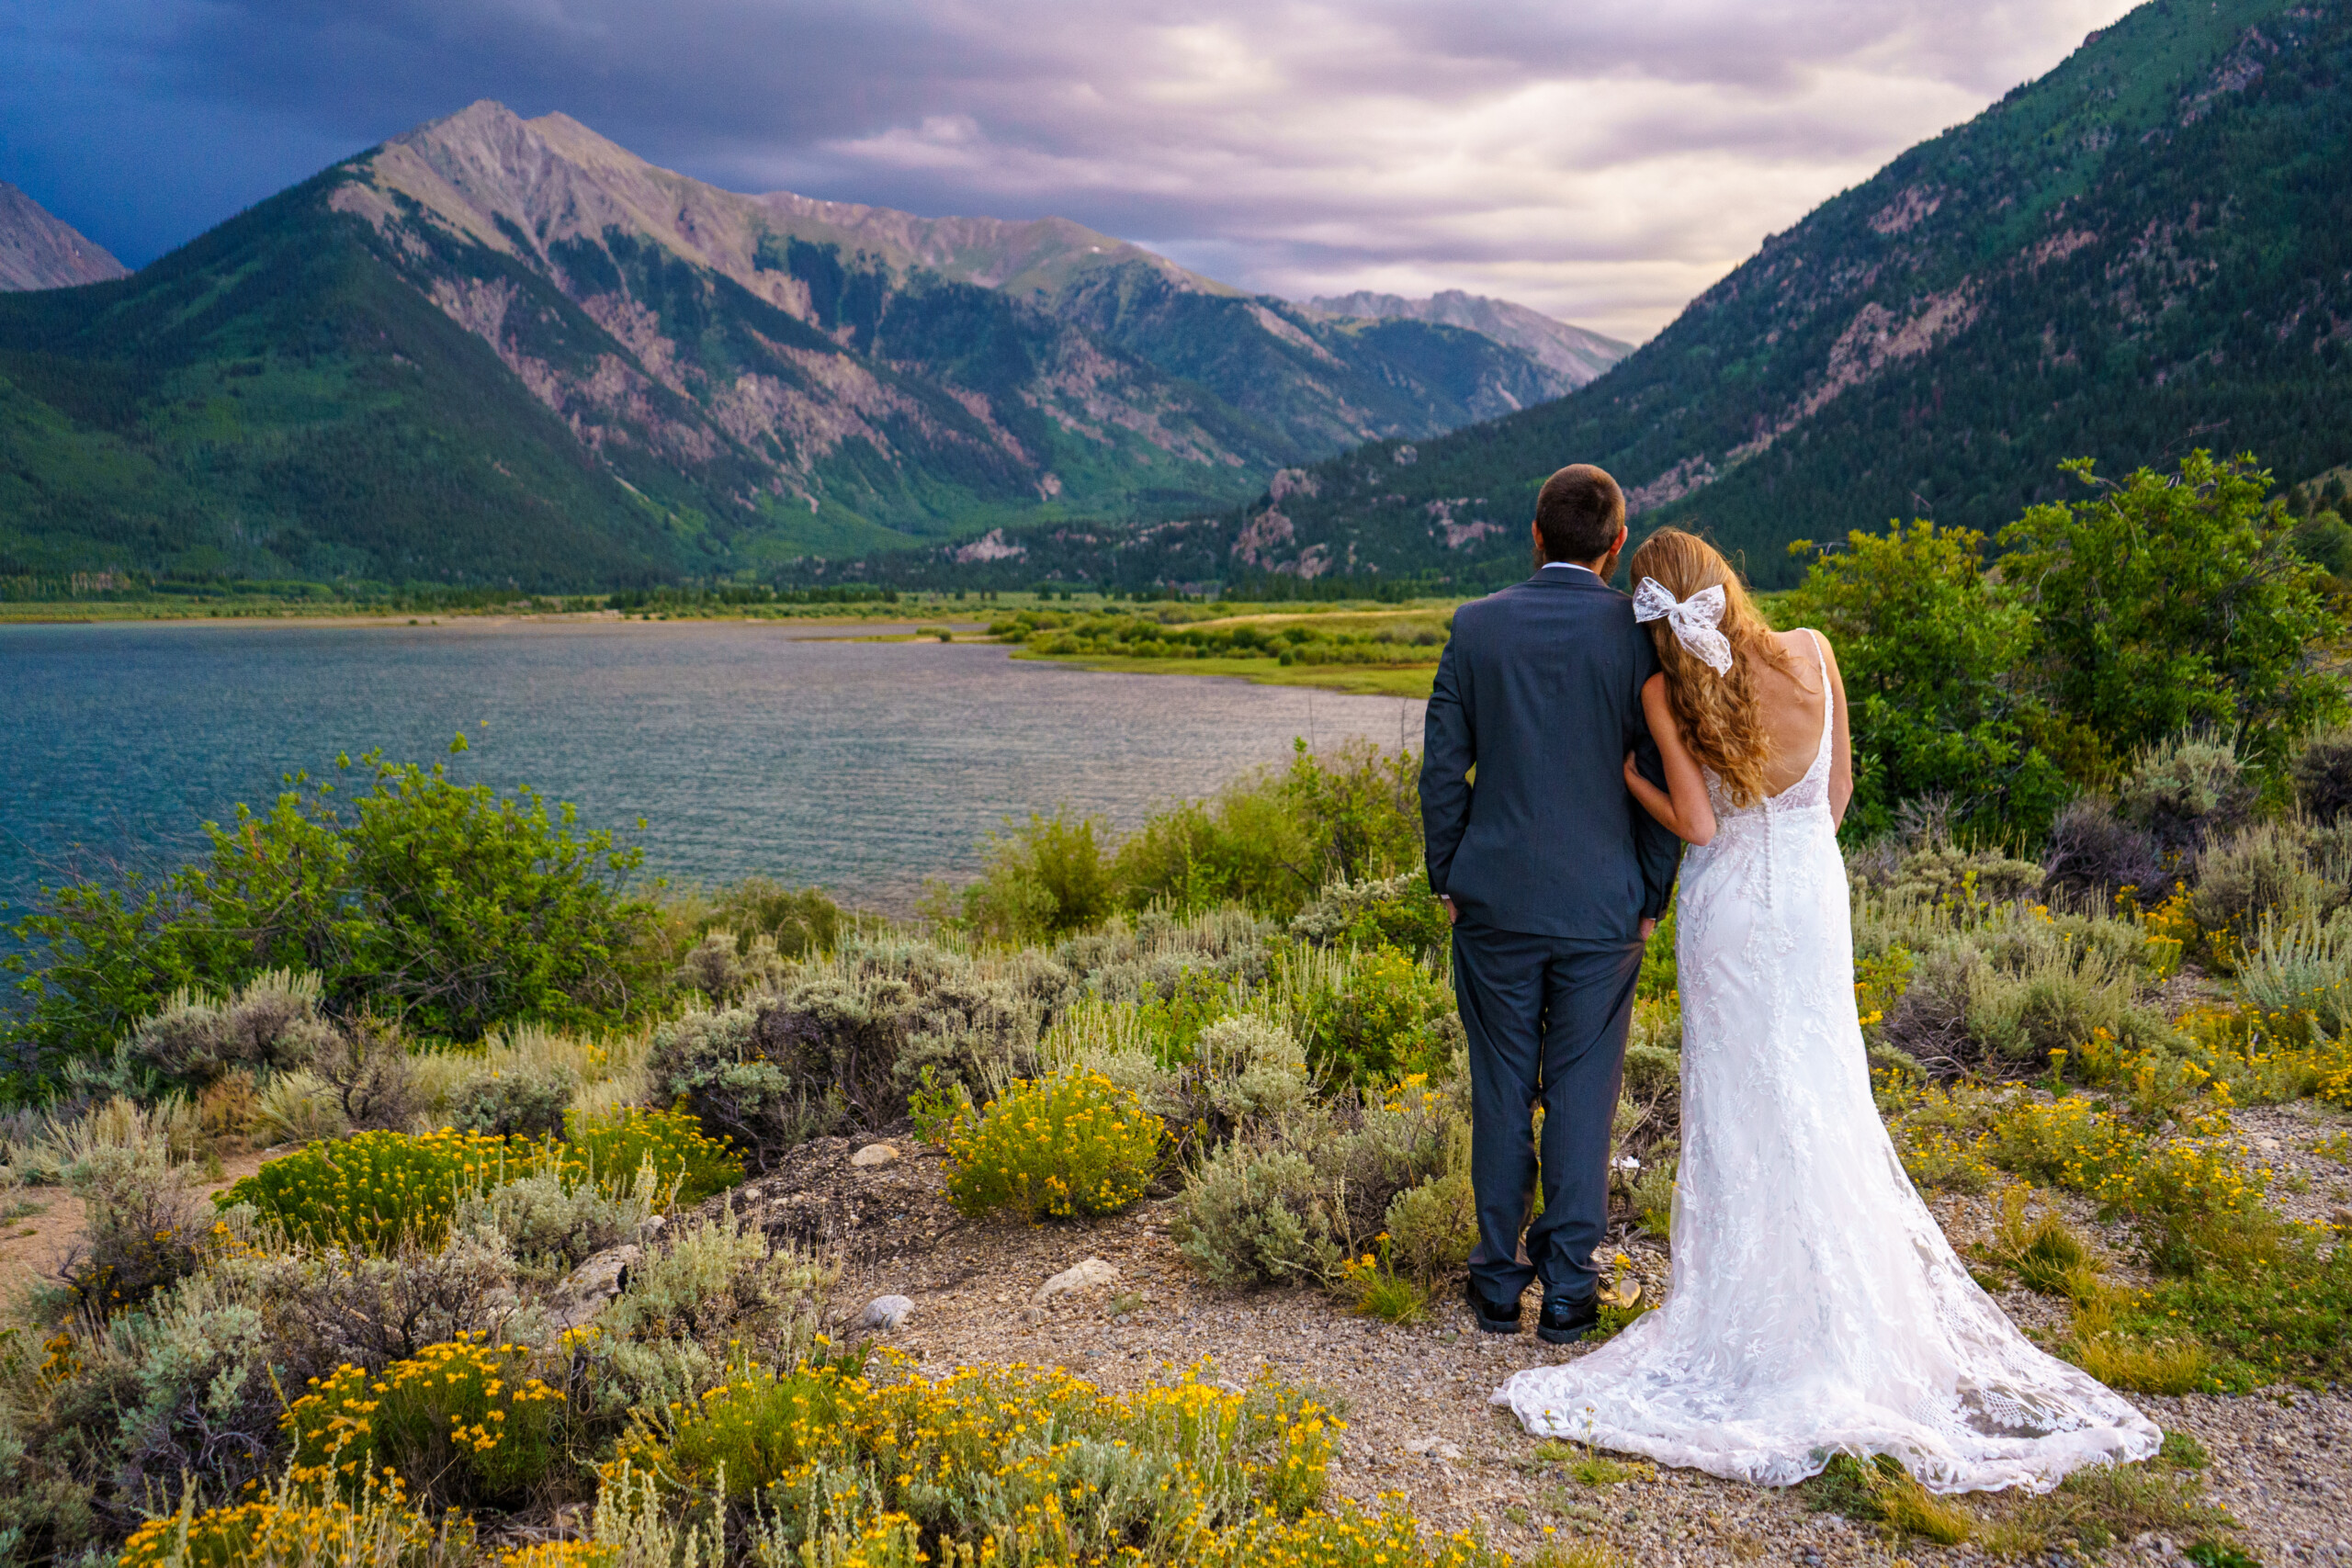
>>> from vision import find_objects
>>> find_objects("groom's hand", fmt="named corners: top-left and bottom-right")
top-left (1640, 918), bottom-right (1657, 941)
top-left (1439, 896), bottom-right (1458, 927)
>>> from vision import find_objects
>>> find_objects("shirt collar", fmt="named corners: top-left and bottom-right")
top-left (1539, 562), bottom-right (1600, 578)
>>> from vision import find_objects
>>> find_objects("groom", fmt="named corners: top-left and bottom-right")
top-left (1419, 463), bottom-right (1682, 1345)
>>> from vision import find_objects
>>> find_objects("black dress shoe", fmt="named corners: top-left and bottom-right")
top-left (1537, 1292), bottom-right (1600, 1345)
top-left (1465, 1279), bottom-right (1523, 1334)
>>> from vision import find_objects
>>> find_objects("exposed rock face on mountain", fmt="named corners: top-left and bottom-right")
top-left (0, 104), bottom-right (1587, 584)
top-left (798, 0), bottom-right (2352, 594)
top-left (0, 183), bottom-right (126, 291)
top-left (1304, 290), bottom-right (1630, 390)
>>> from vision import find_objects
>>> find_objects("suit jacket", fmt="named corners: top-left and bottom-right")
top-left (1420, 569), bottom-right (1682, 940)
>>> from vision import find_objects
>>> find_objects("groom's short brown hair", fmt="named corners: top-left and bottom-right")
top-left (1534, 465), bottom-right (1626, 563)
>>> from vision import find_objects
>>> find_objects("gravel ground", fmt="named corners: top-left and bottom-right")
top-left (725, 1136), bottom-right (2352, 1566)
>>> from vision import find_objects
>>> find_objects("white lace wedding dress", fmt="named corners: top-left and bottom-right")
top-left (1492, 633), bottom-right (2160, 1493)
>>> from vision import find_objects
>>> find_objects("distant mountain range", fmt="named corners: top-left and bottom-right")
top-left (1305, 291), bottom-right (1629, 388)
top-left (0, 183), bottom-right (125, 292)
top-left (814, 0), bottom-right (2352, 594)
top-left (0, 107), bottom-right (1623, 586)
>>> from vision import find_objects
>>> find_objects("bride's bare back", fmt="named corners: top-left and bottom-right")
top-left (1754, 629), bottom-right (1834, 798)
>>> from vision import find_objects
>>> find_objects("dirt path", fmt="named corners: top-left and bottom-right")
top-left (0, 1148), bottom-right (276, 1313)
top-left (736, 1138), bottom-right (2352, 1568)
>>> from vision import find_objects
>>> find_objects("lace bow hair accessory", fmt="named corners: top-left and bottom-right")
top-left (1632, 578), bottom-right (1735, 675)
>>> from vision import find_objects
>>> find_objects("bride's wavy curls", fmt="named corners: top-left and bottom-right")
top-left (1626, 527), bottom-right (1792, 810)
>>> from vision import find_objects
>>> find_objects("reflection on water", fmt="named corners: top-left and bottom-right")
top-left (1, 620), bottom-right (1425, 911)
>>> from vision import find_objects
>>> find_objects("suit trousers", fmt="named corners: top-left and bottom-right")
top-left (1451, 920), bottom-right (1646, 1305)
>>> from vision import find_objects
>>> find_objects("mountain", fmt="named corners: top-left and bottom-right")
top-left (1032, 0), bottom-right (2352, 594)
top-left (1304, 291), bottom-right (1630, 389)
top-left (0, 183), bottom-right (126, 291)
top-left (0, 104), bottom-right (1588, 586)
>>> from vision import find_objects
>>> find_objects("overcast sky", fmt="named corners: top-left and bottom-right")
top-left (3, 0), bottom-right (2143, 341)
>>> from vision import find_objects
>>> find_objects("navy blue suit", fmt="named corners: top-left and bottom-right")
top-left (1419, 565), bottom-right (1682, 1304)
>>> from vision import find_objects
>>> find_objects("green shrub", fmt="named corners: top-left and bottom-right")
top-left (933, 808), bottom-right (1118, 942)
top-left (5, 747), bottom-right (666, 1095)
top-left (643, 1006), bottom-right (843, 1168)
top-left (288, 1333), bottom-right (566, 1508)
top-left (1288, 871), bottom-right (1451, 961)
top-left (447, 1061), bottom-right (576, 1140)
top-left (1297, 946), bottom-right (1454, 1088)
top-left (451, 1167), bottom-right (651, 1276)
top-left (2188, 820), bottom-right (2330, 965)
top-left (218, 1128), bottom-right (527, 1252)
top-left (2115, 732), bottom-right (2257, 856)
top-left (2001, 452), bottom-right (2346, 776)
top-left (1781, 519), bottom-right (2067, 842)
top-left (560, 1106), bottom-right (742, 1203)
top-left (1170, 1142), bottom-right (1340, 1288)
top-left (1381, 1170), bottom-right (1476, 1283)
top-left (43, 1136), bottom-right (210, 1323)
top-left (2291, 725), bottom-right (2352, 825)
top-left (700, 877), bottom-right (841, 958)
top-left (945, 1069), bottom-right (1165, 1220)
top-left (120, 970), bottom-right (337, 1093)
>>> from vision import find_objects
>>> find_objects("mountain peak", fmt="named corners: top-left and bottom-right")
top-left (1304, 288), bottom-right (1631, 388)
top-left (0, 181), bottom-right (128, 291)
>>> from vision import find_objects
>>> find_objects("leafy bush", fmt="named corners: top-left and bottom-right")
top-left (288, 1334), bottom-right (567, 1507)
top-left (219, 1128), bottom-right (526, 1252)
top-left (668, 931), bottom-right (786, 1003)
top-left (559, 1107), bottom-right (742, 1204)
top-left (1171, 1079), bottom-right (1461, 1289)
top-left (933, 808), bottom-right (1118, 942)
top-left (1782, 520), bottom-right (2066, 842)
top-left (2188, 820), bottom-right (2330, 964)
top-left (42, 1134), bottom-right (210, 1323)
top-left (2001, 453), bottom-right (2346, 776)
top-left (2114, 733), bottom-right (2257, 858)
top-left (1381, 1169), bottom-right (1476, 1284)
top-left (121, 970), bottom-right (337, 1092)
top-left (447, 1062), bottom-right (576, 1140)
top-left (696, 878), bottom-right (840, 959)
top-left (1295, 946), bottom-right (1454, 1088)
top-left (5, 747), bottom-right (665, 1095)
top-left (944, 1069), bottom-right (1164, 1220)
top-left (2042, 797), bottom-right (2171, 907)
top-left (643, 1006), bottom-right (845, 1168)
top-left (451, 1168), bottom-right (651, 1277)
top-left (1288, 871), bottom-right (1451, 961)
top-left (1172, 1143), bottom-right (1340, 1287)
top-left (590, 1213), bottom-right (834, 1364)
top-left (2290, 725), bottom-right (2352, 824)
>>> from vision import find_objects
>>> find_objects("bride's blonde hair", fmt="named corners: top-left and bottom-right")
top-left (1625, 528), bottom-right (1792, 810)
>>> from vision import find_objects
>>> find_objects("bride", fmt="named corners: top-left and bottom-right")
top-left (1491, 527), bottom-right (2160, 1494)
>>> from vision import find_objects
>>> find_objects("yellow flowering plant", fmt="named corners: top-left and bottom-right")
top-left (218, 1129), bottom-right (536, 1252)
top-left (119, 1468), bottom-right (464, 1568)
top-left (286, 1333), bottom-right (567, 1508)
top-left (608, 1350), bottom-right (1355, 1564)
top-left (944, 1068), bottom-right (1164, 1220)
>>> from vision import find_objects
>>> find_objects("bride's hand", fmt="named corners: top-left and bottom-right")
top-left (1623, 751), bottom-right (1643, 791)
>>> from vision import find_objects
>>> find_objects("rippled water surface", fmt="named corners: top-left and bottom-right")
top-left (1, 620), bottom-right (1424, 911)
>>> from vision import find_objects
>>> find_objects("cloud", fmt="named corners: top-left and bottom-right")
top-left (0, 0), bottom-right (2143, 339)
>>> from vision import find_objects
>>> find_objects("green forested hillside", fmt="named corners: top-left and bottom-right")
top-left (919, 0), bottom-right (2350, 595)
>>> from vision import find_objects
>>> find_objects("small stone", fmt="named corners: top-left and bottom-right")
top-left (1022, 1307), bottom-right (1047, 1324)
top-left (547, 1243), bottom-right (640, 1330)
top-left (1404, 1436), bottom-right (1464, 1461)
top-left (851, 1143), bottom-right (900, 1168)
top-left (858, 1294), bottom-right (914, 1331)
top-left (1033, 1258), bottom-right (1119, 1304)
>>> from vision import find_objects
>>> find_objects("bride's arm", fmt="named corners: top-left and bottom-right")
top-left (1815, 630), bottom-right (1854, 825)
top-left (1624, 673), bottom-right (1716, 847)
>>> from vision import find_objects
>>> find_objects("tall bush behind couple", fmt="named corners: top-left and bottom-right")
top-left (1420, 465), bottom-right (2159, 1493)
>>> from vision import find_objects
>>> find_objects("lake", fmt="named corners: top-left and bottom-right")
top-left (0, 619), bottom-right (1426, 913)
